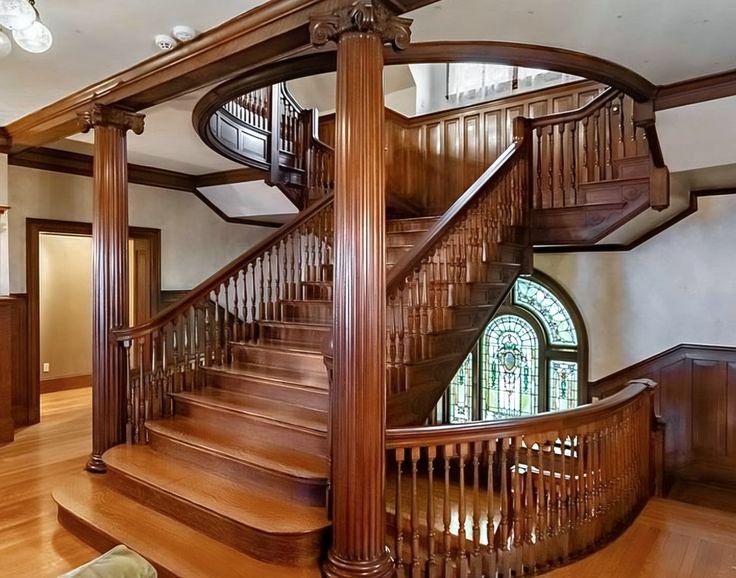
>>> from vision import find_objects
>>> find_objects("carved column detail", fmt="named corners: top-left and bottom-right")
top-left (78, 105), bottom-right (144, 473)
top-left (312, 3), bottom-right (411, 577)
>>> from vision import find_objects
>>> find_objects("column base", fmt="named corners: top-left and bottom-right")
top-left (86, 453), bottom-right (107, 474)
top-left (323, 548), bottom-right (394, 578)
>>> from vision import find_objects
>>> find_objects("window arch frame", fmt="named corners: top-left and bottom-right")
top-left (443, 270), bottom-right (588, 423)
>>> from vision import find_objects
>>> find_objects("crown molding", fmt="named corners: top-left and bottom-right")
top-left (655, 68), bottom-right (736, 111)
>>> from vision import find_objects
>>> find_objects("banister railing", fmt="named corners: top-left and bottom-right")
top-left (529, 87), bottom-right (648, 210)
top-left (209, 82), bottom-right (334, 209)
top-left (113, 194), bottom-right (335, 444)
top-left (386, 380), bottom-right (661, 577)
top-left (385, 122), bottom-right (532, 424)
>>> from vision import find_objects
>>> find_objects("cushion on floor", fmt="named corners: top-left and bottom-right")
top-left (58, 545), bottom-right (157, 578)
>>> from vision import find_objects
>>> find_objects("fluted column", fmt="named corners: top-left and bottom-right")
top-left (78, 105), bottom-right (144, 473)
top-left (311, 3), bottom-right (411, 576)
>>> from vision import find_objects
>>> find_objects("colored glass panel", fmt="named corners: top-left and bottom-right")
top-left (514, 278), bottom-right (577, 346)
top-left (448, 352), bottom-right (474, 423)
top-left (549, 360), bottom-right (579, 411)
top-left (482, 315), bottom-right (539, 420)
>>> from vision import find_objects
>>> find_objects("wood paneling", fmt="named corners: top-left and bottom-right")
top-left (590, 344), bottom-right (736, 486)
top-left (40, 375), bottom-right (92, 394)
top-left (0, 295), bottom-right (29, 431)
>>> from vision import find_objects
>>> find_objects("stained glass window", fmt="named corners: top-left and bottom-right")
top-left (444, 274), bottom-right (584, 423)
top-left (549, 360), bottom-right (579, 411)
top-left (514, 278), bottom-right (577, 346)
top-left (448, 353), bottom-right (473, 423)
top-left (482, 315), bottom-right (539, 420)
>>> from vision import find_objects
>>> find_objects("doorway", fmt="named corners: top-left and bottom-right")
top-left (26, 219), bottom-right (161, 423)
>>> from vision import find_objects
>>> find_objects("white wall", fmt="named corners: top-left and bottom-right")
top-left (0, 155), bottom-right (9, 295)
top-left (535, 194), bottom-right (736, 381)
top-left (8, 166), bottom-right (272, 293)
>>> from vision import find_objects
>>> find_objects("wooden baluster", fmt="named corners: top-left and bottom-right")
top-left (581, 117), bottom-right (589, 184)
top-left (605, 100), bottom-right (613, 179)
top-left (535, 127), bottom-right (543, 208)
top-left (223, 281), bottom-right (231, 365)
top-left (247, 263), bottom-right (256, 341)
top-left (397, 291), bottom-right (406, 392)
top-left (395, 448), bottom-right (405, 572)
top-left (536, 438), bottom-right (547, 568)
top-left (618, 95), bottom-right (626, 159)
top-left (547, 127), bottom-right (554, 207)
top-left (458, 443), bottom-right (469, 576)
top-left (486, 440), bottom-right (497, 578)
top-left (427, 446), bottom-right (437, 576)
top-left (512, 439), bottom-right (522, 574)
top-left (469, 441), bottom-right (482, 577)
top-left (443, 445), bottom-right (454, 576)
top-left (559, 124), bottom-right (566, 207)
top-left (594, 110), bottom-right (601, 181)
top-left (274, 243), bottom-right (281, 319)
top-left (410, 447), bottom-right (421, 578)
top-left (560, 434), bottom-right (570, 563)
top-left (570, 123), bottom-right (578, 206)
top-left (256, 256), bottom-right (265, 321)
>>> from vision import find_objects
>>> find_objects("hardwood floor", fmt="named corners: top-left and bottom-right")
top-left (0, 388), bottom-right (97, 577)
top-left (3, 388), bottom-right (736, 577)
top-left (545, 497), bottom-right (736, 577)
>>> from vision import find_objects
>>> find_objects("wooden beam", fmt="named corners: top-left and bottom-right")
top-left (2, 0), bottom-right (393, 153)
top-left (9, 147), bottom-right (195, 192)
top-left (194, 168), bottom-right (267, 188)
top-left (656, 68), bottom-right (736, 111)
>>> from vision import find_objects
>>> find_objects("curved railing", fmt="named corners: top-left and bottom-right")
top-left (113, 195), bottom-right (334, 443)
top-left (385, 380), bottom-right (662, 577)
top-left (202, 82), bottom-right (334, 210)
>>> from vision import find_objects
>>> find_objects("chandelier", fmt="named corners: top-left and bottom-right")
top-left (0, 0), bottom-right (52, 57)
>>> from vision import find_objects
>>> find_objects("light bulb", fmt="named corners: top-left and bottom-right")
top-left (0, 29), bottom-right (11, 58)
top-left (13, 19), bottom-right (52, 53)
top-left (0, 0), bottom-right (36, 30)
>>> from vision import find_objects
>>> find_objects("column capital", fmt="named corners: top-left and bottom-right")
top-left (77, 104), bottom-right (145, 135)
top-left (310, 0), bottom-right (412, 50)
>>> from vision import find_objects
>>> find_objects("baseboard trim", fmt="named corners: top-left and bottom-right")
top-left (41, 375), bottom-right (92, 394)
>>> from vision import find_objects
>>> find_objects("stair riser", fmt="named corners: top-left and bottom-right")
top-left (258, 323), bottom-right (330, 349)
top-left (206, 371), bottom-right (329, 411)
top-left (281, 301), bottom-right (332, 324)
top-left (173, 400), bottom-right (328, 457)
top-left (148, 429), bottom-right (328, 507)
top-left (105, 467), bottom-right (327, 566)
top-left (387, 219), bottom-right (436, 233)
top-left (231, 343), bottom-right (326, 374)
top-left (386, 230), bottom-right (427, 247)
top-left (387, 245), bottom-right (413, 264)
top-left (445, 307), bottom-right (496, 331)
top-left (301, 282), bottom-right (332, 300)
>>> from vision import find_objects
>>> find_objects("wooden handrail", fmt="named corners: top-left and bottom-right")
top-left (386, 138), bottom-right (526, 293)
top-left (387, 381), bottom-right (652, 448)
top-left (529, 86), bottom-right (621, 128)
top-left (113, 193), bottom-right (334, 342)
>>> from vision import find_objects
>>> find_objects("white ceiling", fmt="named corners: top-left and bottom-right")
top-left (408, 0), bottom-right (736, 85)
top-left (0, 0), bottom-right (268, 125)
top-left (200, 182), bottom-right (297, 220)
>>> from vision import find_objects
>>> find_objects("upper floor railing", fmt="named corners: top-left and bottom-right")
top-left (385, 379), bottom-right (663, 578)
top-left (205, 83), bottom-right (334, 210)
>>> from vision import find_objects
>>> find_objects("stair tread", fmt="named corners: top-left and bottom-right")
top-left (258, 320), bottom-right (331, 330)
top-left (104, 445), bottom-right (329, 534)
top-left (171, 387), bottom-right (327, 433)
top-left (231, 341), bottom-right (324, 358)
top-left (204, 364), bottom-right (329, 392)
top-left (53, 473), bottom-right (322, 578)
top-left (146, 417), bottom-right (329, 480)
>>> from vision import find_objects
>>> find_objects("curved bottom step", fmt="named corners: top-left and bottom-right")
top-left (53, 472), bottom-right (322, 578)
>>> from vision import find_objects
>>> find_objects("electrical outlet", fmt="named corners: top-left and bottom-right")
top-left (42, 362), bottom-right (50, 373)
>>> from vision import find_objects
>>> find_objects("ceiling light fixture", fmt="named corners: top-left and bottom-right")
top-left (0, 0), bottom-right (52, 55)
top-left (153, 25), bottom-right (197, 52)
top-left (0, 0), bottom-right (35, 30)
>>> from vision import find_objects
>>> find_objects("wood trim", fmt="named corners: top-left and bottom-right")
top-left (656, 68), bottom-right (736, 111)
top-left (193, 168), bottom-right (267, 188)
top-left (40, 374), bottom-right (92, 394)
top-left (534, 187), bottom-right (736, 253)
top-left (9, 147), bottom-right (195, 192)
top-left (0, 205), bottom-right (9, 215)
top-left (26, 219), bottom-right (161, 426)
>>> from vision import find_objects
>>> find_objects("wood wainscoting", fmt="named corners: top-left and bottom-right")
top-left (0, 295), bottom-right (29, 435)
top-left (589, 344), bottom-right (736, 488)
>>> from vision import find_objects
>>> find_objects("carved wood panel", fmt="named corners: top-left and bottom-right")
top-left (589, 344), bottom-right (736, 486)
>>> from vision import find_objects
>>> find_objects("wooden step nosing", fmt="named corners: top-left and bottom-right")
top-left (170, 392), bottom-right (328, 435)
top-left (146, 422), bottom-right (327, 483)
top-left (204, 366), bottom-right (329, 393)
top-left (105, 459), bottom-right (328, 537)
top-left (231, 342), bottom-right (325, 359)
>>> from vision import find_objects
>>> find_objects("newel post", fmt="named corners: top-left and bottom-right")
top-left (311, 2), bottom-right (411, 576)
top-left (78, 105), bottom-right (144, 473)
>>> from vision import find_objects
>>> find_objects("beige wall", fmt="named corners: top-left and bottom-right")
top-left (39, 234), bottom-right (92, 381)
top-left (536, 194), bottom-right (736, 381)
top-left (7, 165), bottom-right (273, 294)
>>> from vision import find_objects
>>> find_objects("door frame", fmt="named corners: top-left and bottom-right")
top-left (26, 218), bottom-right (161, 423)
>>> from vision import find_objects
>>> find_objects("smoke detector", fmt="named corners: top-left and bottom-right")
top-left (172, 25), bottom-right (197, 42)
top-left (154, 34), bottom-right (176, 51)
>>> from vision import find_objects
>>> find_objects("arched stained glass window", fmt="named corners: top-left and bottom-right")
top-left (443, 272), bottom-right (586, 423)
top-left (482, 316), bottom-right (539, 419)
